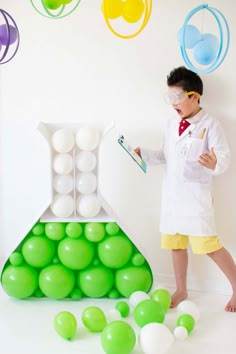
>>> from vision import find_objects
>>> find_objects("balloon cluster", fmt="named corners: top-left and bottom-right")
top-left (50, 126), bottom-right (101, 219)
top-left (101, 0), bottom-right (152, 39)
top-left (52, 289), bottom-right (200, 354)
top-left (178, 4), bottom-right (230, 74)
top-left (0, 9), bottom-right (20, 64)
top-left (30, 0), bottom-right (81, 19)
top-left (1, 221), bottom-right (153, 299)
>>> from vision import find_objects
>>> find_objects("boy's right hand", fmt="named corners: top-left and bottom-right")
top-left (134, 147), bottom-right (141, 157)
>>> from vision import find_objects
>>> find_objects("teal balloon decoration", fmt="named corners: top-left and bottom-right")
top-left (151, 288), bottom-right (171, 312)
top-left (98, 235), bottom-right (133, 269)
top-left (65, 222), bottom-right (83, 238)
top-left (58, 237), bottom-right (95, 270)
top-left (115, 301), bottom-right (130, 317)
top-left (82, 306), bottom-right (107, 332)
top-left (54, 311), bottom-right (77, 340)
top-left (176, 314), bottom-right (195, 334)
top-left (1, 265), bottom-right (38, 298)
top-left (84, 222), bottom-right (105, 242)
top-left (101, 320), bottom-right (136, 354)
top-left (39, 264), bottom-right (75, 299)
top-left (193, 33), bottom-right (219, 65)
top-left (133, 299), bottom-right (165, 328)
top-left (177, 24), bottom-right (201, 49)
top-left (78, 265), bottom-right (113, 298)
top-left (45, 222), bottom-right (65, 240)
top-left (22, 235), bottom-right (55, 268)
top-left (115, 266), bottom-right (152, 297)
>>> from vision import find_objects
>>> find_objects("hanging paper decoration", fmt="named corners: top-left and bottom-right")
top-left (177, 4), bottom-right (230, 74)
top-left (101, 0), bottom-right (152, 39)
top-left (0, 9), bottom-right (20, 64)
top-left (30, 0), bottom-right (81, 19)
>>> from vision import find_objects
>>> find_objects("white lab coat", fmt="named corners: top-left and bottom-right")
top-left (141, 109), bottom-right (230, 236)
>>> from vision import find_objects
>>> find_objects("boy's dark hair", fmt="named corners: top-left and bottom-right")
top-left (167, 66), bottom-right (203, 95)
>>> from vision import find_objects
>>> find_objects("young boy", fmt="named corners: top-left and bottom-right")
top-left (135, 66), bottom-right (236, 312)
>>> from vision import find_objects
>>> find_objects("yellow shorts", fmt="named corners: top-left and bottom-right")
top-left (161, 233), bottom-right (222, 254)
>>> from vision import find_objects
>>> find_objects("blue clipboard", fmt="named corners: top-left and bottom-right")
top-left (118, 135), bottom-right (147, 173)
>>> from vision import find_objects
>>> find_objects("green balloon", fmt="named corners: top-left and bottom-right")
top-left (70, 288), bottom-right (83, 301)
top-left (133, 299), bottom-right (165, 327)
top-left (101, 320), bottom-right (136, 354)
top-left (1, 265), bottom-right (38, 299)
top-left (151, 288), bottom-right (171, 312)
top-left (39, 264), bottom-right (75, 299)
top-left (176, 314), bottom-right (195, 334)
top-left (105, 222), bottom-right (120, 235)
top-left (115, 266), bottom-right (153, 297)
top-left (78, 266), bottom-right (113, 298)
top-left (22, 236), bottom-right (55, 268)
top-left (82, 306), bottom-right (107, 332)
top-left (84, 222), bottom-right (105, 242)
top-left (54, 311), bottom-right (77, 340)
top-left (65, 223), bottom-right (83, 238)
top-left (31, 223), bottom-right (44, 236)
top-left (115, 301), bottom-right (130, 318)
top-left (58, 237), bottom-right (95, 270)
top-left (9, 252), bottom-right (24, 266)
top-left (131, 253), bottom-right (145, 266)
top-left (108, 288), bottom-right (121, 299)
top-left (98, 235), bottom-right (133, 269)
top-left (45, 222), bottom-right (65, 240)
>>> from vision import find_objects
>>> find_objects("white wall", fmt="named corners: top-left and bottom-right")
top-left (0, 0), bottom-right (236, 294)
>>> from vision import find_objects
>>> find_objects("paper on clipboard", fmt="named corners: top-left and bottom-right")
top-left (118, 135), bottom-right (147, 173)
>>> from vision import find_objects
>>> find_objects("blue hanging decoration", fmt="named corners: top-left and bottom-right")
top-left (177, 4), bottom-right (230, 74)
top-left (0, 9), bottom-right (20, 64)
top-left (30, 0), bottom-right (81, 19)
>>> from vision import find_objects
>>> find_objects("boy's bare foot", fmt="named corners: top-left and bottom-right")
top-left (170, 290), bottom-right (188, 308)
top-left (225, 293), bottom-right (236, 312)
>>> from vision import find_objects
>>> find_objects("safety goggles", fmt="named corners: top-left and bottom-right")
top-left (164, 90), bottom-right (195, 105)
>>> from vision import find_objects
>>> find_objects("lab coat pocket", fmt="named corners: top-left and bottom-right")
top-left (187, 138), bottom-right (203, 161)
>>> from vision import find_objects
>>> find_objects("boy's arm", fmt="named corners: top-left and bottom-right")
top-left (139, 145), bottom-right (166, 166)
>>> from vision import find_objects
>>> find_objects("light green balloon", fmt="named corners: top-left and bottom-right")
top-left (31, 223), bottom-right (45, 236)
top-left (176, 314), bottom-right (195, 334)
top-left (82, 306), bottom-right (107, 332)
top-left (22, 236), bottom-right (55, 268)
top-left (101, 320), bottom-right (136, 354)
top-left (133, 299), bottom-right (165, 328)
top-left (1, 265), bottom-right (38, 299)
top-left (54, 311), bottom-right (77, 340)
top-left (58, 237), bottom-right (95, 270)
top-left (115, 301), bottom-right (130, 317)
top-left (84, 222), bottom-right (105, 242)
top-left (45, 222), bottom-right (65, 240)
top-left (9, 252), bottom-right (24, 266)
top-left (78, 266), bottom-right (113, 298)
top-left (105, 222), bottom-right (120, 235)
top-left (151, 288), bottom-right (171, 312)
top-left (115, 266), bottom-right (153, 297)
top-left (65, 223), bottom-right (83, 238)
top-left (39, 264), bottom-right (75, 299)
top-left (98, 235), bottom-right (133, 269)
top-left (131, 253), bottom-right (145, 266)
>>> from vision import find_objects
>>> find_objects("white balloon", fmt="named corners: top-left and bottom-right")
top-left (129, 291), bottom-right (150, 307)
top-left (76, 193), bottom-right (101, 218)
top-left (76, 126), bottom-right (100, 151)
top-left (174, 326), bottom-right (188, 340)
top-left (139, 323), bottom-right (174, 354)
top-left (106, 309), bottom-right (121, 323)
top-left (76, 173), bottom-right (97, 194)
top-left (51, 128), bottom-right (75, 153)
top-left (75, 151), bottom-right (97, 172)
top-left (53, 153), bottom-right (73, 175)
top-left (53, 175), bottom-right (74, 194)
top-left (177, 300), bottom-right (200, 322)
top-left (50, 194), bottom-right (74, 218)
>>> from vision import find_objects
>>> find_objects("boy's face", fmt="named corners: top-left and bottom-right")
top-left (165, 86), bottom-right (201, 119)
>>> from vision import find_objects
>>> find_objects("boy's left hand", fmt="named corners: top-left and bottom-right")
top-left (198, 147), bottom-right (217, 170)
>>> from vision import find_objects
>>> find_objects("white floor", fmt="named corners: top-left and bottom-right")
top-left (0, 285), bottom-right (236, 354)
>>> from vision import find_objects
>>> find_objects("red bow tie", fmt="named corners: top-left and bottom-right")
top-left (179, 119), bottom-right (190, 136)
